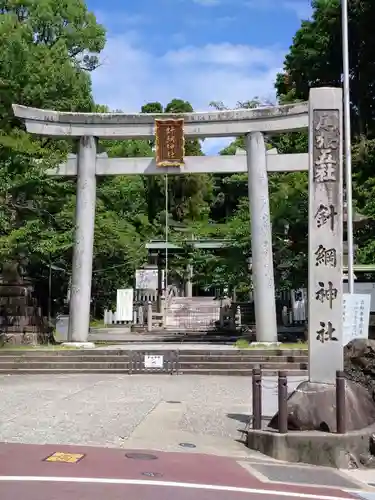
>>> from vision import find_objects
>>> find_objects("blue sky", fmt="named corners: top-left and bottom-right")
top-left (88, 0), bottom-right (312, 152)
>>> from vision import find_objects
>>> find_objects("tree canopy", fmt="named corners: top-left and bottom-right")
top-left (276, 0), bottom-right (375, 270)
top-left (1, 0), bottom-right (375, 318)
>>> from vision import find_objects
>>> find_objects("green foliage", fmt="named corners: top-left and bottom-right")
top-left (275, 0), bottom-right (375, 138)
top-left (276, 0), bottom-right (375, 273)
top-left (0, 0), bottom-right (106, 314)
top-left (140, 97), bottom-right (214, 225)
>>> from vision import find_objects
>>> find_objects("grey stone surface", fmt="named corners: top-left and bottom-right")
top-left (247, 423), bottom-right (375, 468)
top-left (344, 468), bottom-right (375, 490)
top-left (308, 87), bottom-right (344, 384)
top-left (95, 342), bottom-right (242, 350)
top-left (345, 338), bottom-right (375, 400)
top-left (68, 136), bottom-right (97, 343)
top-left (268, 379), bottom-right (375, 432)
top-left (251, 462), bottom-right (358, 488)
top-left (12, 101), bottom-right (309, 138)
top-left (0, 374), bottom-right (306, 454)
top-left (246, 131), bottom-right (277, 343)
top-left (13, 102), bottom-right (308, 125)
top-left (356, 494), bottom-right (375, 500)
top-left (49, 153), bottom-right (309, 177)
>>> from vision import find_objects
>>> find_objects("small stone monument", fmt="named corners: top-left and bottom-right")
top-left (0, 260), bottom-right (48, 344)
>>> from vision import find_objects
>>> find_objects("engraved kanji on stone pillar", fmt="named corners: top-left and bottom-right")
top-left (308, 88), bottom-right (343, 384)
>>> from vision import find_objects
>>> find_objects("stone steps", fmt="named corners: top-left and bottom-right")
top-left (0, 354), bottom-right (307, 363)
top-left (0, 368), bottom-right (307, 376)
top-left (0, 349), bottom-right (308, 375)
top-left (178, 354), bottom-right (307, 362)
top-left (177, 369), bottom-right (307, 376)
top-left (0, 349), bottom-right (308, 357)
top-left (0, 361), bottom-right (130, 369)
top-left (0, 368), bottom-right (133, 374)
top-left (178, 361), bottom-right (307, 370)
top-left (0, 360), bottom-right (307, 370)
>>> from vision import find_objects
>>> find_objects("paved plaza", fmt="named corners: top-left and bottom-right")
top-left (1, 373), bottom-right (375, 499)
top-left (0, 374), bottom-right (306, 455)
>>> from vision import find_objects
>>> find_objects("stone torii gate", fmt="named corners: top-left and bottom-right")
top-left (13, 87), bottom-right (344, 384)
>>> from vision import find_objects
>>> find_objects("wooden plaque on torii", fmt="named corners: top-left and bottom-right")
top-left (155, 118), bottom-right (185, 167)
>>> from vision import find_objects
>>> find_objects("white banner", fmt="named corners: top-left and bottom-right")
top-left (116, 288), bottom-right (133, 321)
top-left (343, 293), bottom-right (370, 346)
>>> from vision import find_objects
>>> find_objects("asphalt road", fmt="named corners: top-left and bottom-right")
top-left (0, 443), bottom-right (362, 500)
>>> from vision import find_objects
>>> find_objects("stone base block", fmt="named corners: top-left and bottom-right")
top-left (247, 424), bottom-right (375, 468)
top-left (61, 342), bottom-right (95, 349)
top-left (3, 332), bottom-right (38, 345)
top-left (251, 342), bottom-right (281, 347)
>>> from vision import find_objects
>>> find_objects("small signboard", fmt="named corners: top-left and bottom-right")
top-left (343, 282), bottom-right (375, 312)
top-left (136, 269), bottom-right (158, 290)
top-left (144, 354), bottom-right (164, 369)
top-left (155, 119), bottom-right (185, 167)
top-left (116, 288), bottom-right (133, 322)
top-left (44, 452), bottom-right (85, 463)
top-left (55, 314), bottom-right (69, 342)
top-left (342, 293), bottom-right (371, 346)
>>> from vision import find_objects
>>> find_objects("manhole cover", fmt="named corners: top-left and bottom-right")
top-left (179, 443), bottom-right (196, 448)
top-left (142, 472), bottom-right (163, 478)
top-left (125, 453), bottom-right (158, 460)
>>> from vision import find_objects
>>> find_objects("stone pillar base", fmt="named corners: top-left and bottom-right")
top-left (61, 342), bottom-right (95, 349)
top-left (250, 342), bottom-right (281, 347)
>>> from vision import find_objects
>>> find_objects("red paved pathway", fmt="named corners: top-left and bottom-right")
top-left (0, 443), bottom-right (363, 500)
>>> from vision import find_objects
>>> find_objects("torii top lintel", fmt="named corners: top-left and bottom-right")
top-left (12, 102), bottom-right (308, 139)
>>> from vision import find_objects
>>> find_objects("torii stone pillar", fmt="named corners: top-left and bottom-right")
top-left (68, 136), bottom-right (97, 342)
top-left (246, 132), bottom-right (278, 343)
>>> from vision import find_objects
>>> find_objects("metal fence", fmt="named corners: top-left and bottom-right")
top-left (250, 368), bottom-right (347, 434)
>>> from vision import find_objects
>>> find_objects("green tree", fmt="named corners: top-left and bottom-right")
top-left (0, 0), bottom-right (106, 315)
top-left (275, 0), bottom-right (375, 271)
top-left (203, 98), bottom-right (310, 291)
top-left (140, 98), bottom-right (214, 225)
top-left (275, 0), bottom-right (375, 138)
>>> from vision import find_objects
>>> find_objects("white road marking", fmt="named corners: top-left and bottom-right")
top-left (0, 475), bottom-right (355, 499)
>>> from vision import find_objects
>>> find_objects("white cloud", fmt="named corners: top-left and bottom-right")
top-left (92, 36), bottom-right (282, 110)
top-left (91, 34), bottom-right (284, 151)
top-left (162, 43), bottom-right (283, 67)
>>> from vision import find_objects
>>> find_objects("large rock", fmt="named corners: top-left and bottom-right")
top-left (268, 339), bottom-right (375, 432)
top-left (268, 379), bottom-right (375, 432)
top-left (344, 338), bottom-right (375, 400)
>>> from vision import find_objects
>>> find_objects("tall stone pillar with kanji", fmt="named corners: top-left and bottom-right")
top-left (308, 87), bottom-right (343, 384)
